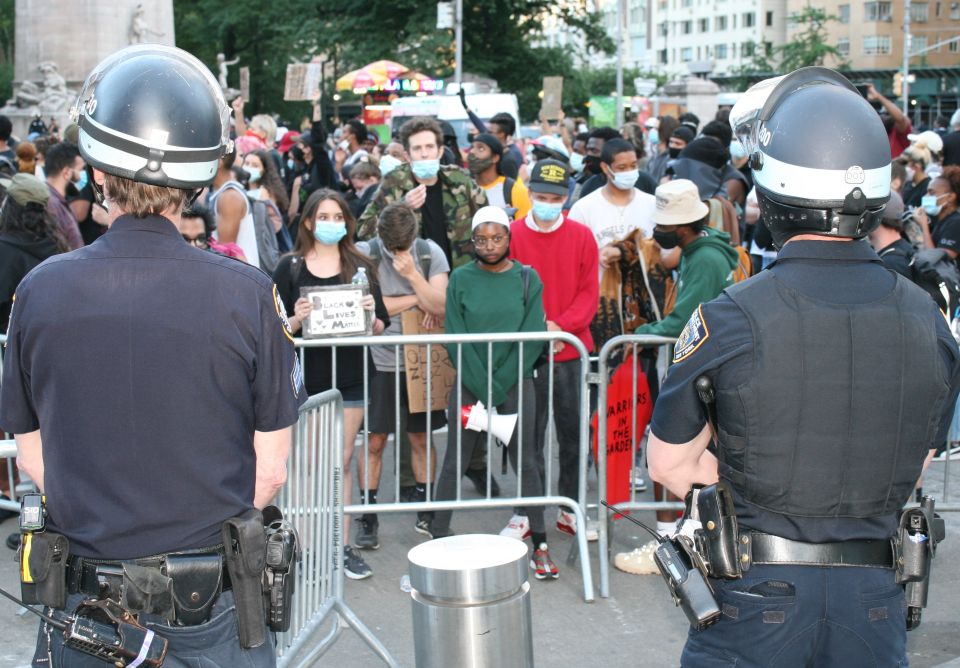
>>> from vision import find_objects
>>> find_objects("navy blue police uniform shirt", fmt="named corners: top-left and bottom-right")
top-left (651, 239), bottom-right (960, 542)
top-left (0, 215), bottom-right (307, 560)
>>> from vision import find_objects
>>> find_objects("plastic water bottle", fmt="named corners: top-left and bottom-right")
top-left (352, 267), bottom-right (371, 332)
top-left (351, 267), bottom-right (369, 287)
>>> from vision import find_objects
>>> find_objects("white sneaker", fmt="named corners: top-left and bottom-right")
top-left (556, 509), bottom-right (577, 536)
top-left (614, 540), bottom-right (660, 575)
top-left (500, 514), bottom-right (531, 540)
top-left (631, 467), bottom-right (648, 492)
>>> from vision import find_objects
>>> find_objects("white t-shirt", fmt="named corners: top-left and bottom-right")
top-left (567, 187), bottom-right (656, 250)
top-left (209, 181), bottom-right (260, 268)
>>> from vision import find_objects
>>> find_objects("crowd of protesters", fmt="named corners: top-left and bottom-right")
top-left (2, 85), bottom-right (958, 579)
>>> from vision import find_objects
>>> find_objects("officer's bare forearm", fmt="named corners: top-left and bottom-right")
top-left (15, 431), bottom-right (45, 493)
top-left (647, 424), bottom-right (719, 497)
top-left (253, 427), bottom-right (291, 509)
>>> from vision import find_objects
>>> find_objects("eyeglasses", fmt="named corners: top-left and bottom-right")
top-left (182, 234), bottom-right (208, 247)
top-left (472, 235), bottom-right (508, 248)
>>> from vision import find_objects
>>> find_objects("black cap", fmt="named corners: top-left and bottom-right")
top-left (473, 132), bottom-right (503, 156)
top-left (528, 158), bottom-right (569, 196)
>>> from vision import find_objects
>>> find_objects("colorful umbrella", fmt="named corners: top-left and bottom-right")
top-left (336, 60), bottom-right (426, 92)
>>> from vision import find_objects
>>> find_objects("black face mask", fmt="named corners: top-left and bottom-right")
top-left (584, 155), bottom-right (602, 175)
top-left (668, 147), bottom-right (682, 159)
top-left (474, 248), bottom-right (510, 265)
top-left (653, 228), bottom-right (680, 249)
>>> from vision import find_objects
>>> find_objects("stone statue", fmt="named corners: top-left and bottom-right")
top-left (216, 53), bottom-right (240, 90)
top-left (129, 4), bottom-right (166, 44)
top-left (3, 62), bottom-right (75, 113)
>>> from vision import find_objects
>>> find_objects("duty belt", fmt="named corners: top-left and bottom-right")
top-left (741, 532), bottom-right (895, 569)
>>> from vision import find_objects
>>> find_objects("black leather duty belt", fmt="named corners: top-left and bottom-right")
top-left (743, 532), bottom-right (895, 569)
top-left (66, 545), bottom-right (231, 598)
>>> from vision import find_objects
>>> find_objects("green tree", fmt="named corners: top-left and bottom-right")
top-left (778, 7), bottom-right (846, 71)
top-left (0, 0), bottom-right (14, 103)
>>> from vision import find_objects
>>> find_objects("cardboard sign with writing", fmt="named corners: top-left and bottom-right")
top-left (541, 76), bottom-right (564, 120)
top-left (284, 63), bottom-right (322, 101)
top-left (239, 67), bottom-right (250, 102)
top-left (301, 285), bottom-right (371, 338)
top-left (402, 308), bottom-right (456, 413)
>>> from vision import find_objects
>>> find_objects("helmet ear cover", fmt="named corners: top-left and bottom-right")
top-left (757, 184), bottom-right (884, 248)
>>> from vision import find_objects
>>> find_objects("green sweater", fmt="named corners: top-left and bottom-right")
top-left (636, 228), bottom-right (739, 338)
top-left (444, 262), bottom-right (547, 406)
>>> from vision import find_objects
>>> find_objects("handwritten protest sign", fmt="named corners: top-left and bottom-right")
top-left (301, 285), bottom-right (370, 338)
top-left (541, 76), bottom-right (563, 120)
top-left (284, 63), bottom-right (323, 101)
top-left (402, 308), bottom-right (456, 413)
top-left (239, 67), bottom-right (250, 102)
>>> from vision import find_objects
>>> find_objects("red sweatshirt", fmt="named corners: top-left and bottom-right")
top-left (510, 216), bottom-right (599, 361)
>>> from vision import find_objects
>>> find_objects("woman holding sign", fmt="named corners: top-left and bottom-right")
top-left (273, 189), bottom-right (388, 580)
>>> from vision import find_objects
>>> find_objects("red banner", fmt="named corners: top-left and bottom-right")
top-left (591, 355), bottom-right (653, 511)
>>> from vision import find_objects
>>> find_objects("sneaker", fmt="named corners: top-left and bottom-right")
top-left (354, 517), bottom-right (379, 550)
top-left (415, 512), bottom-right (434, 537)
top-left (344, 546), bottom-right (373, 580)
top-left (556, 509), bottom-right (577, 536)
top-left (464, 467), bottom-right (501, 497)
top-left (631, 468), bottom-right (648, 493)
top-left (529, 543), bottom-right (559, 580)
top-left (500, 514), bottom-right (532, 540)
top-left (614, 540), bottom-right (660, 575)
top-left (585, 519), bottom-right (599, 542)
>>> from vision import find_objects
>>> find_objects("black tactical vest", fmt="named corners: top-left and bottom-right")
top-left (718, 271), bottom-right (951, 519)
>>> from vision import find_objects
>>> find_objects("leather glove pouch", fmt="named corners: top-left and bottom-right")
top-left (120, 563), bottom-right (174, 620)
top-left (21, 532), bottom-right (69, 608)
top-left (166, 553), bottom-right (223, 626)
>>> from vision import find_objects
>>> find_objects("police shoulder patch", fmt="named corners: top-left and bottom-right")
top-left (273, 285), bottom-right (294, 343)
top-left (673, 305), bottom-right (710, 363)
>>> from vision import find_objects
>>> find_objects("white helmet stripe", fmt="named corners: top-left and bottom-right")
top-left (753, 152), bottom-right (890, 204)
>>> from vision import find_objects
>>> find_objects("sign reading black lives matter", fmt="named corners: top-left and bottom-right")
top-left (300, 285), bottom-right (371, 338)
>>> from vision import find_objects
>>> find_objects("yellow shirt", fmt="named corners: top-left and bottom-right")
top-left (481, 176), bottom-right (532, 220)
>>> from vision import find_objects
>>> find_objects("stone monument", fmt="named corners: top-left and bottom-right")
top-left (661, 77), bottom-right (720, 127)
top-left (1, 0), bottom-right (175, 138)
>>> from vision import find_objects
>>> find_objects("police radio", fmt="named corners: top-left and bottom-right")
top-left (601, 501), bottom-right (721, 630)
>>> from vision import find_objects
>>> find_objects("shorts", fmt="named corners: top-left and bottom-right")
top-left (338, 382), bottom-right (366, 407)
top-left (368, 371), bottom-right (447, 434)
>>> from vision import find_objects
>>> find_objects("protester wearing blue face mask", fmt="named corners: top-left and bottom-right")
top-left (272, 188), bottom-right (388, 581)
top-left (915, 166), bottom-right (960, 261)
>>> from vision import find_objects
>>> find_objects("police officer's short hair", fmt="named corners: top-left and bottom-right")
top-left (399, 117), bottom-right (443, 152)
top-left (104, 173), bottom-right (188, 219)
top-left (45, 142), bottom-right (81, 176)
top-left (378, 203), bottom-right (418, 252)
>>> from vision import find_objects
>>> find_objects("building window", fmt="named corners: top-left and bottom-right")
top-left (766, 10), bottom-right (774, 26)
top-left (681, 47), bottom-right (693, 62)
top-left (698, 18), bottom-right (710, 32)
top-left (681, 0), bottom-right (692, 6)
top-left (911, 36), bottom-right (928, 54)
top-left (732, 14), bottom-right (738, 28)
top-left (864, 2), bottom-right (893, 22)
top-left (715, 43), bottom-right (728, 59)
top-left (658, 49), bottom-right (668, 64)
top-left (949, 38), bottom-right (960, 53)
top-left (911, 2), bottom-right (929, 21)
top-left (838, 4), bottom-right (850, 23)
top-left (952, 2), bottom-right (960, 19)
top-left (743, 12), bottom-right (756, 27)
top-left (731, 42), bottom-right (737, 57)
top-left (659, 21), bottom-right (668, 37)
top-left (682, 20), bottom-right (693, 34)
top-left (743, 41), bottom-right (755, 56)
top-left (838, 37), bottom-right (850, 55)
top-left (764, 41), bottom-right (773, 56)
top-left (715, 15), bottom-right (728, 30)
top-left (863, 35), bottom-right (892, 55)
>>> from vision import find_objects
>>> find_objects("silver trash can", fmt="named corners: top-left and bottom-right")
top-left (408, 534), bottom-right (534, 668)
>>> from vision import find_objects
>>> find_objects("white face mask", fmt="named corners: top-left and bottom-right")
top-left (338, 139), bottom-right (350, 152)
top-left (609, 169), bottom-right (639, 191)
top-left (905, 166), bottom-right (916, 182)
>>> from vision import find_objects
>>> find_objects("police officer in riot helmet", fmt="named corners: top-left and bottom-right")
top-left (0, 45), bottom-right (305, 666)
top-left (647, 67), bottom-right (960, 665)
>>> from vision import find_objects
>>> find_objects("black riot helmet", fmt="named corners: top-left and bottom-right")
top-left (71, 45), bottom-right (231, 189)
top-left (730, 67), bottom-right (891, 248)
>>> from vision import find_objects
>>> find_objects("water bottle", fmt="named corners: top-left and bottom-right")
top-left (351, 267), bottom-right (371, 332)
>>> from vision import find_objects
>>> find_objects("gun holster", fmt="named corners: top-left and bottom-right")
top-left (222, 509), bottom-right (267, 648)
top-left (693, 481), bottom-right (744, 579)
top-left (20, 531), bottom-right (69, 608)
top-left (894, 496), bottom-right (945, 631)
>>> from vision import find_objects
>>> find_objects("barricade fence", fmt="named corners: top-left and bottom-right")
top-left (594, 334), bottom-right (960, 599)
top-left (294, 330), bottom-right (595, 603)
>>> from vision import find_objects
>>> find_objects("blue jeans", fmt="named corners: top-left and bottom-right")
top-left (681, 564), bottom-right (907, 667)
top-left (33, 590), bottom-right (276, 667)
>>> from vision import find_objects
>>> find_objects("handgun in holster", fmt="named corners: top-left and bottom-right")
top-left (263, 508), bottom-right (301, 633)
top-left (693, 481), bottom-right (745, 579)
top-left (895, 495), bottom-right (945, 631)
top-left (222, 509), bottom-right (268, 648)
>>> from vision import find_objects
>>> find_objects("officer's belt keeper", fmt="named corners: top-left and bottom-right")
top-left (222, 508), bottom-right (268, 649)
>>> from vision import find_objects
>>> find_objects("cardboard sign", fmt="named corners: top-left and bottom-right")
top-left (402, 308), bottom-right (456, 413)
top-left (239, 67), bottom-right (250, 101)
top-left (301, 285), bottom-right (370, 338)
top-left (541, 76), bottom-right (564, 120)
top-left (284, 63), bottom-right (323, 101)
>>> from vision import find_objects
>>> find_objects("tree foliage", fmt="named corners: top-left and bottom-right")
top-left (778, 7), bottom-right (846, 72)
top-left (0, 0), bottom-right (14, 103)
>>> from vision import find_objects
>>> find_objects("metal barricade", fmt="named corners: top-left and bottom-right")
top-left (275, 389), bottom-right (398, 668)
top-left (295, 330), bottom-right (596, 603)
top-left (595, 334), bottom-right (678, 599)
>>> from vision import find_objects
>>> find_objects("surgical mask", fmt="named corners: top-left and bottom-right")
top-left (532, 200), bottom-right (563, 223)
top-left (242, 165), bottom-right (262, 183)
top-left (668, 147), bottom-right (682, 159)
top-left (286, 159), bottom-right (295, 172)
top-left (922, 194), bottom-right (943, 217)
top-left (411, 159), bottom-right (440, 180)
top-left (648, 129), bottom-right (659, 146)
top-left (569, 153), bottom-right (584, 173)
top-left (466, 153), bottom-right (495, 175)
top-left (338, 139), bottom-right (350, 152)
top-left (379, 154), bottom-right (402, 177)
top-left (906, 166), bottom-right (916, 182)
top-left (75, 169), bottom-right (88, 191)
top-left (313, 222), bottom-right (347, 245)
top-left (653, 228), bottom-right (680, 249)
top-left (609, 169), bottom-right (639, 191)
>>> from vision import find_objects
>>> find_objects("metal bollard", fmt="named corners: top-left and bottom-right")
top-left (408, 534), bottom-right (534, 668)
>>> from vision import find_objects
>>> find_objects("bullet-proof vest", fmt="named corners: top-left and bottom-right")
top-left (718, 272), bottom-right (951, 519)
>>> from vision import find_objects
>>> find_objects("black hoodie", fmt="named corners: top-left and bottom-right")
top-left (0, 233), bottom-right (60, 332)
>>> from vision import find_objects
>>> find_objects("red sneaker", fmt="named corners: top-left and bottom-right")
top-left (556, 509), bottom-right (577, 536)
top-left (529, 543), bottom-right (559, 580)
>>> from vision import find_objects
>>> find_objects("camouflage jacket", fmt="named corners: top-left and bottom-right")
top-left (357, 164), bottom-right (488, 268)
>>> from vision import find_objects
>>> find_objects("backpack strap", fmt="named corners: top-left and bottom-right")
top-left (520, 264), bottom-right (531, 304)
top-left (503, 177), bottom-right (516, 208)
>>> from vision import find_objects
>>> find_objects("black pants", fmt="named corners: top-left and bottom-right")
top-left (534, 359), bottom-right (582, 502)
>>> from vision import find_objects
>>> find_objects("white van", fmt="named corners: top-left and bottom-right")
top-left (390, 94), bottom-right (520, 148)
